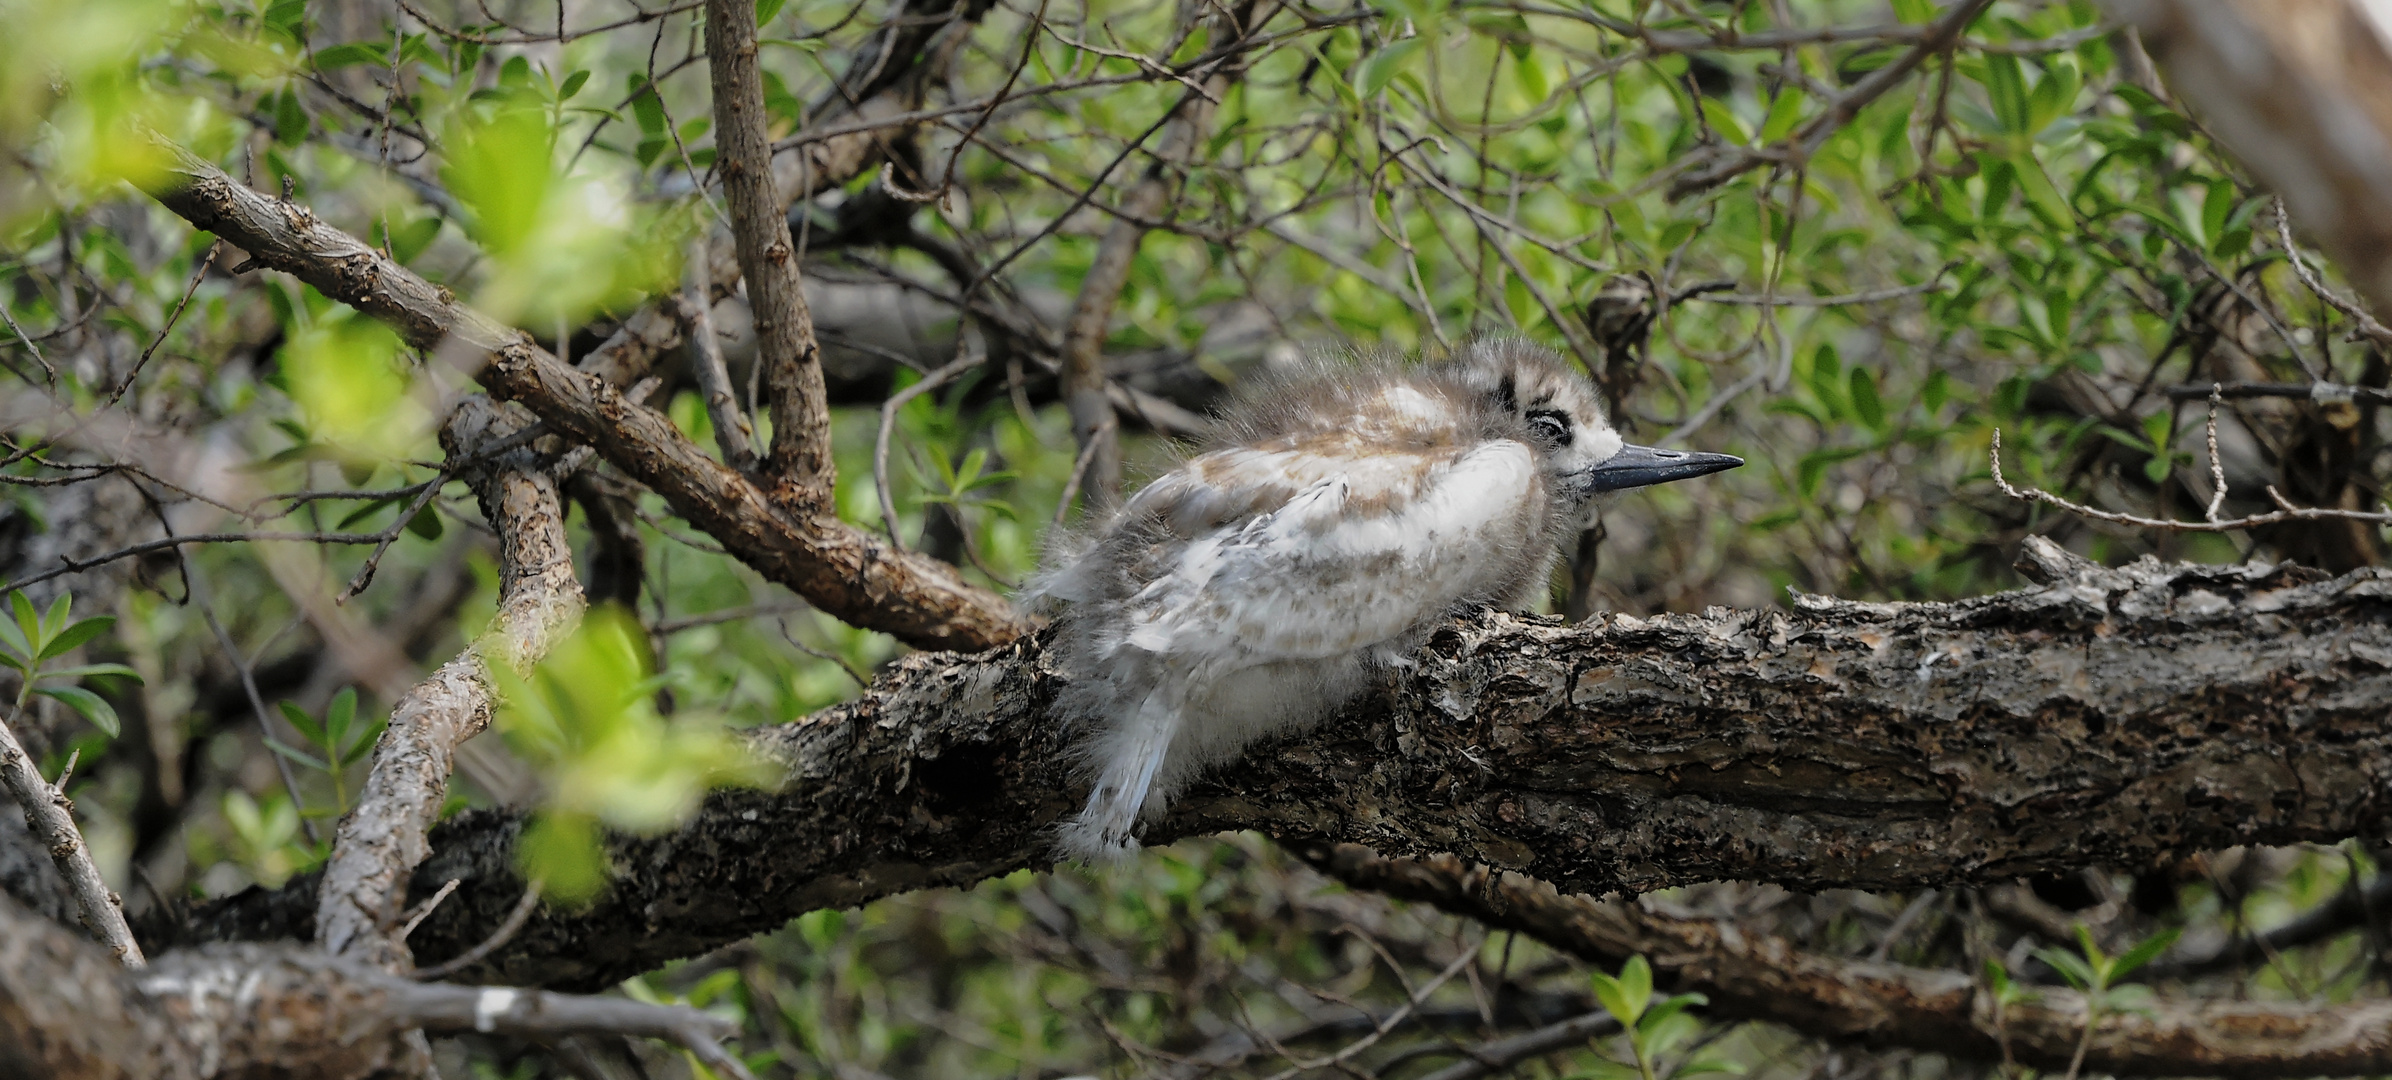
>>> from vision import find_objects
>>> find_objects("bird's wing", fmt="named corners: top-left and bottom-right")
top-left (1122, 439), bottom-right (1544, 666)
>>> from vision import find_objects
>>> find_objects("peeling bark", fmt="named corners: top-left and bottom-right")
top-left (190, 550), bottom-right (2392, 995)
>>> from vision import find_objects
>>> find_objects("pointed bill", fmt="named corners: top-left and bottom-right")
top-left (1579, 444), bottom-right (1743, 493)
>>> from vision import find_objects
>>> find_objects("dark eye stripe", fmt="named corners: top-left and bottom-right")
top-left (1526, 408), bottom-right (1574, 446)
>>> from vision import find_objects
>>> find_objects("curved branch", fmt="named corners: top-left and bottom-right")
top-left (312, 398), bottom-right (585, 971)
top-left (137, 139), bottom-right (1029, 653)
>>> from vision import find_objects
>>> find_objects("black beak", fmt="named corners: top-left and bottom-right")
top-left (1579, 444), bottom-right (1743, 493)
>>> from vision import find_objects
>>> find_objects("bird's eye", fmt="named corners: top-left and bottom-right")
top-left (1526, 409), bottom-right (1573, 446)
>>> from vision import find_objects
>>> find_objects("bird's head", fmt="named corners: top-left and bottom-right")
top-left (1442, 336), bottom-right (1743, 504)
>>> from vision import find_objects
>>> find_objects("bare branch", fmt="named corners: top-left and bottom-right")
top-left (314, 398), bottom-right (585, 972)
top-left (707, 0), bottom-right (835, 491)
top-left (0, 702), bottom-right (142, 966)
top-left (0, 891), bottom-right (754, 1080)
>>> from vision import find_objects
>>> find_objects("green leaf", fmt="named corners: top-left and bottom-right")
top-left (405, 504), bottom-right (444, 540)
top-left (2026, 61), bottom-right (2080, 134)
top-left (1637, 991), bottom-right (1707, 1037)
top-left (755, 0), bottom-right (788, 24)
top-left (1923, 370), bottom-right (1952, 414)
top-left (1589, 955), bottom-right (1653, 1026)
top-left (1981, 54), bottom-right (2030, 134)
top-left (41, 593), bottom-right (69, 643)
top-left (2109, 926), bottom-right (2181, 982)
top-left (326, 687), bottom-right (358, 744)
top-left (558, 69), bottom-right (590, 101)
top-left (627, 74), bottom-right (667, 136)
top-left (2034, 944), bottom-right (2098, 991)
top-left (313, 42), bottom-right (387, 70)
top-left (1849, 367), bottom-right (1886, 431)
top-left (33, 685), bottom-right (118, 739)
top-left (265, 736), bottom-right (331, 772)
top-left (274, 85), bottom-right (309, 146)
top-left (263, 0), bottom-right (307, 40)
top-left (36, 663), bottom-right (141, 684)
top-left (341, 717), bottom-right (388, 767)
top-left (1699, 98), bottom-right (1751, 145)
top-left (39, 615), bottom-right (114, 661)
top-left (280, 700), bottom-right (325, 742)
top-left (1358, 37), bottom-right (1424, 98)
top-left (10, 592), bottom-right (40, 656)
top-left (1758, 88), bottom-right (1805, 144)
top-left (1511, 49), bottom-right (1548, 101)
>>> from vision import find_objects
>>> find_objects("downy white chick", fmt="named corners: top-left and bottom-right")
top-left (1032, 338), bottom-right (1741, 860)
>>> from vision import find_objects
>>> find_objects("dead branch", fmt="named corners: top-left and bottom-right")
top-left (0, 704), bottom-right (142, 966)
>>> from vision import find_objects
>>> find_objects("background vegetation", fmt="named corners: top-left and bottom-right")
top-left (2, 0), bottom-right (2385, 1076)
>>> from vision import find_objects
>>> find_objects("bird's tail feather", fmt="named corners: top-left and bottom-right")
top-left (1057, 690), bottom-right (1182, 862)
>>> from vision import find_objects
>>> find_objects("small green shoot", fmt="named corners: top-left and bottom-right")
top-left (266, 687), bottom-right (386, 818)
top-left (0, 590), bottom-right (142, 739)
top-left (1589, 956), bottom-right (1718, 1080)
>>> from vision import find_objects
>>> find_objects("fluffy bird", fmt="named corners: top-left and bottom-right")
top-left (1033, 338), bottom-right (1741, 860)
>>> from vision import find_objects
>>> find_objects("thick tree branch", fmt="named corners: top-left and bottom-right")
top-left (194, 548), bottom-right (2392, 1003)
top-left (1298, 843), bottom-right (2392, 1079)
top-left (138, 141), bottom-right (1030, 652)
top-left (706, 0), bottom-right (834, 492)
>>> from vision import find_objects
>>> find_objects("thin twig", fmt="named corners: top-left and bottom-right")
top-left (2273, 197), bottom-right (2392, 346)
top-left (873, 349), bottom-right (985, 551)
top-left (397, 878), bottom-right (461, 942)
top-left (1053, 414), bottom-right (1118, 530)
top-left (0, 298), bottom-right (57, 382)
top-left (108, 240), bottom-right (221, 404)
top-left (413, 878), bottom-right (545, 980)
top-left (337, 472), bottom-right (452, 602)
top-left (682, 245), bottom-right (758, 471)
top-left (1990, 428), bottom-right (2392, 531)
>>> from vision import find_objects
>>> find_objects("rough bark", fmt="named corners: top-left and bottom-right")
top-left (312, 398), bottom-right (585, 971)
top-left (138, 143), bottom-right (1030, 653)
top-left (189, 548), bottom-right (2392, 996)
top-left (1300, 844), bottom-right (2392, 1079)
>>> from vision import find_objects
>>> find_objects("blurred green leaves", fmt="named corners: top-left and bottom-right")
top-left (439, 69), bottom-right (684, 327)
top-left (492, 607), bottom-right (773, 905)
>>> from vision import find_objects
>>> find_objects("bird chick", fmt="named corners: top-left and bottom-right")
top-left (1032, 338), bottom-right (1741, 861)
